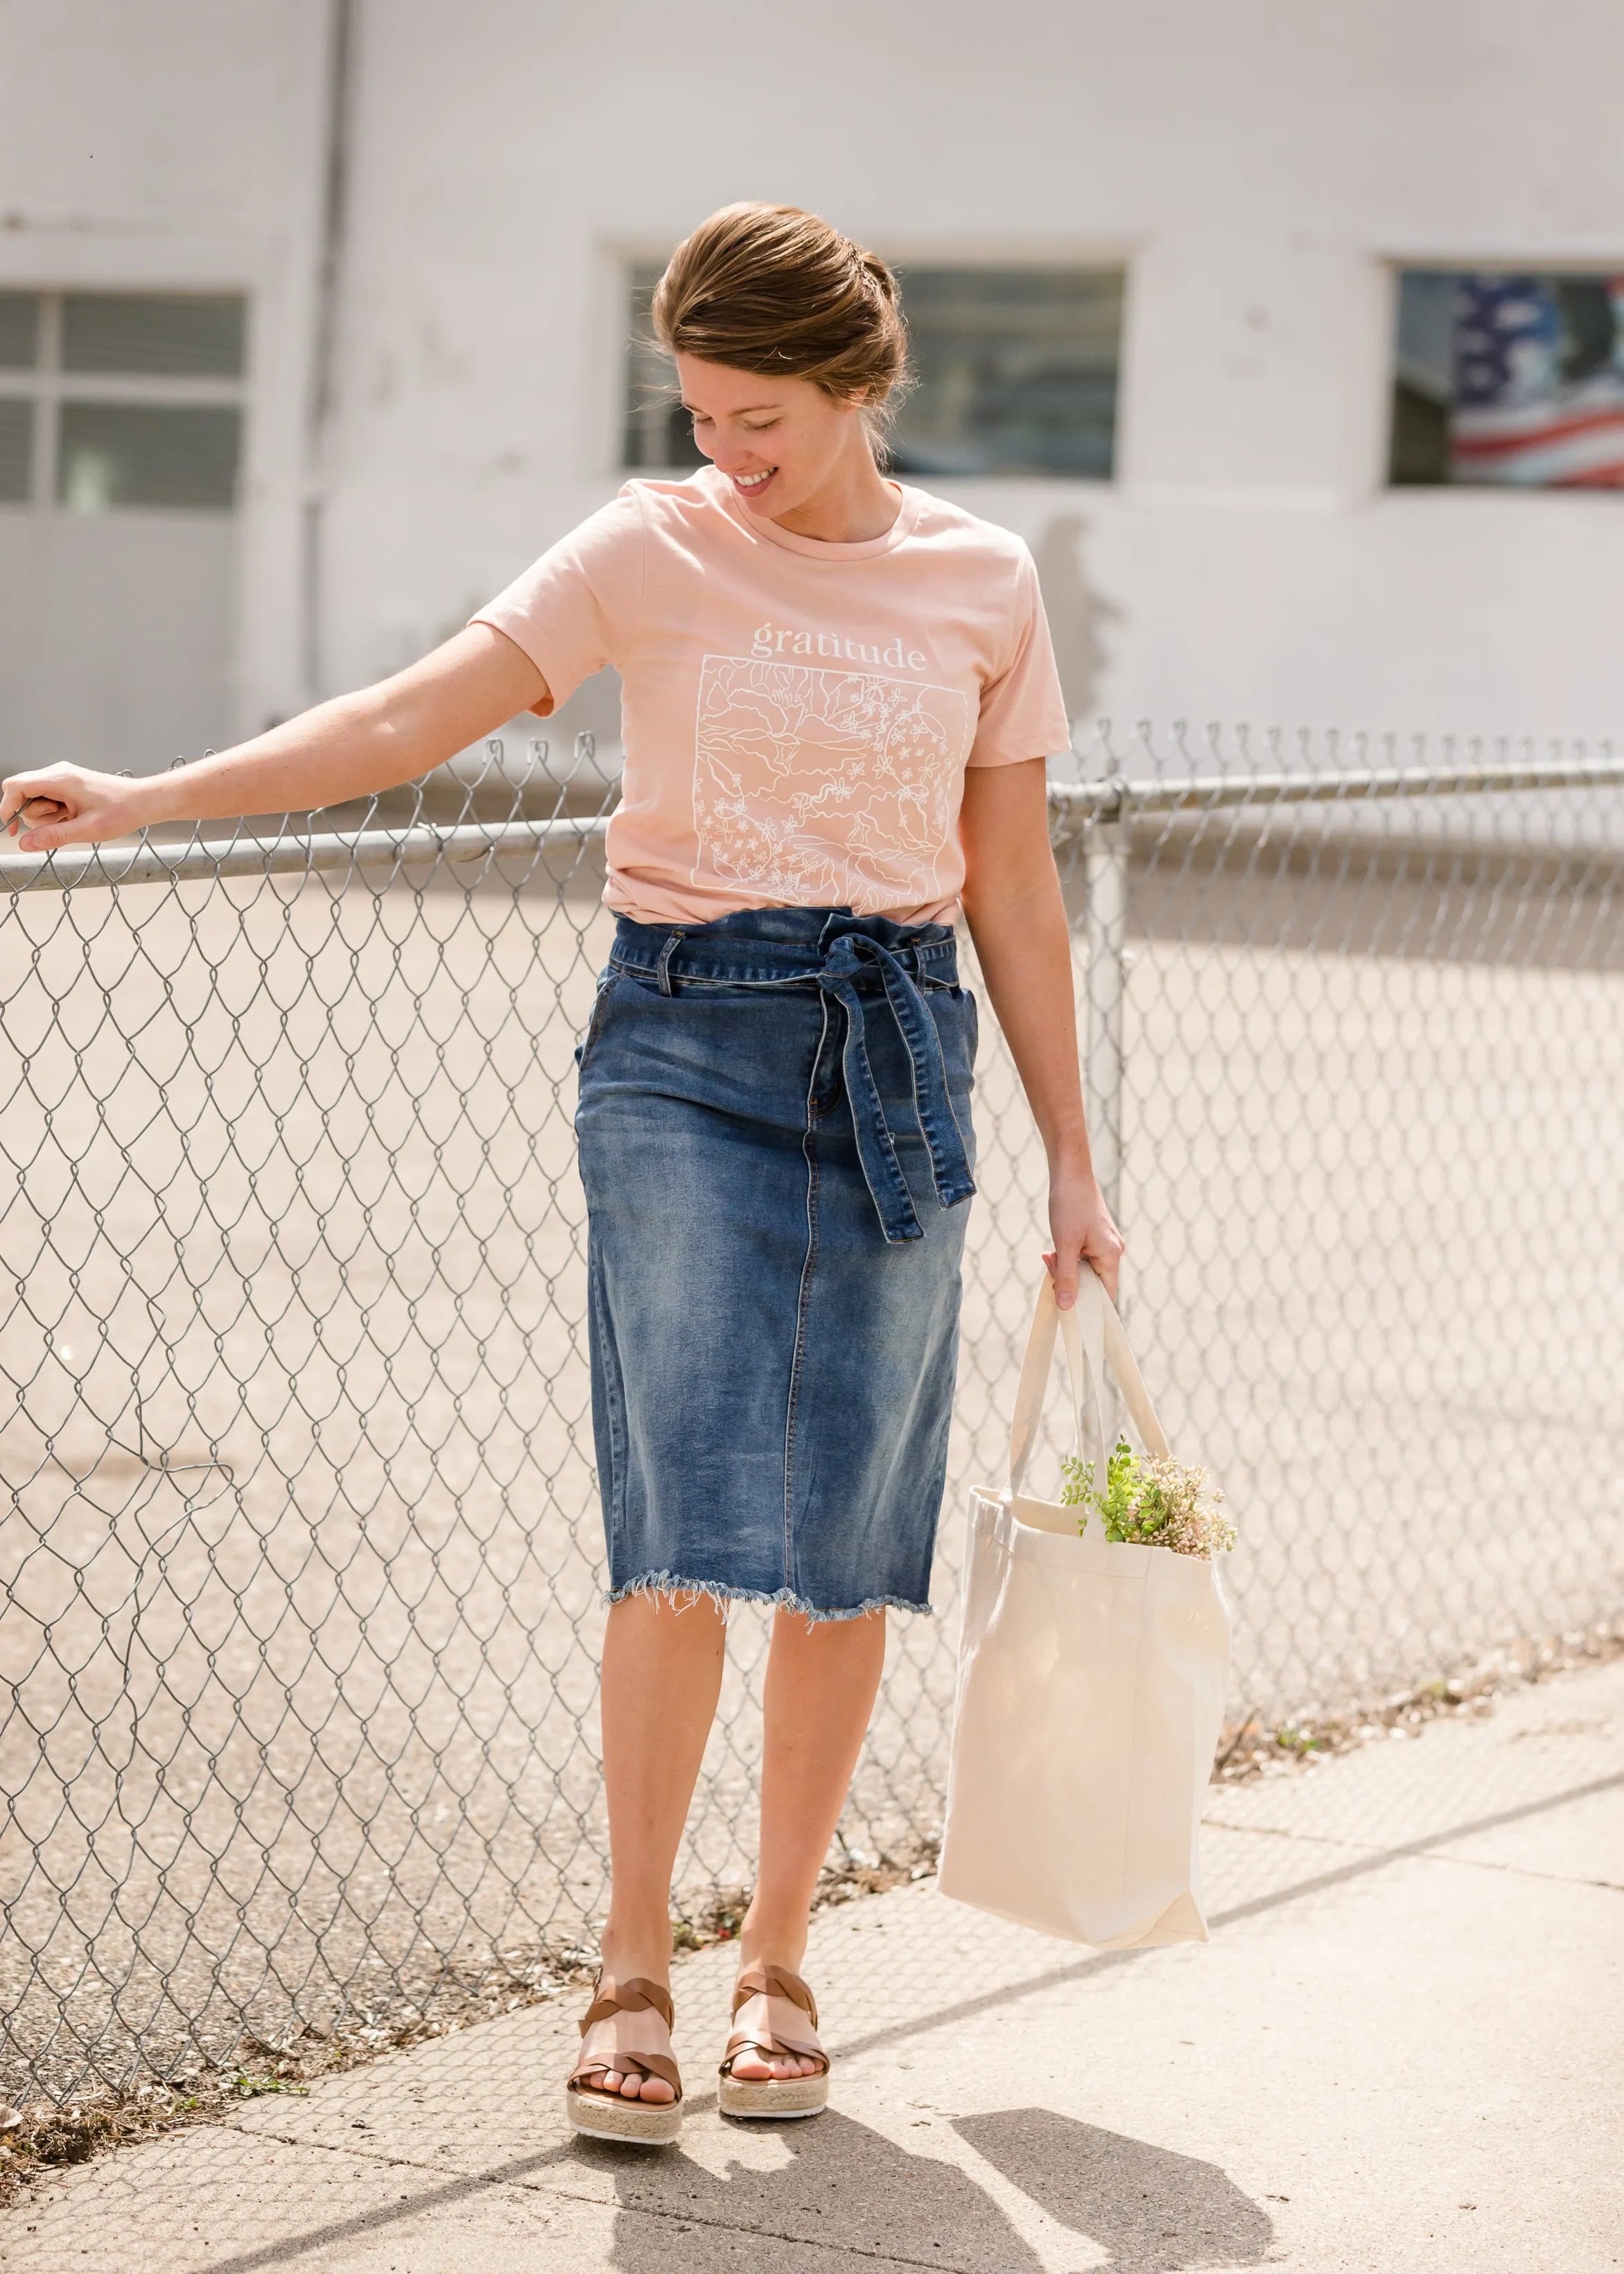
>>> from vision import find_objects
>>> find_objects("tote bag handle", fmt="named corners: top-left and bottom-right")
top-left (1008, 1269), bottom-right (1171, 1498)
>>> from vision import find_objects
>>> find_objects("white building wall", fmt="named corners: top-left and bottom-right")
top-left (0, 0), bottom-right (333, 751)
top-left (3, 0), bottom-right (1623, 747)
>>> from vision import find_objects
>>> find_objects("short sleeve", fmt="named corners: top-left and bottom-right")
top-left (469, 486), bottom-right (647, 717)
top-left (966, 546), bottom-right (1072, 767)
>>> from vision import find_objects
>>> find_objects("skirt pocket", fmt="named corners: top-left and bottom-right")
top-left (574, 971), bottom-right (619, 1071)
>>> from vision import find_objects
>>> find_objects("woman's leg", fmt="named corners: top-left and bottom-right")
top-left (732, 1606), bottom-right (888, 2081)
top-left (595, 1590), bottom-right (728, 2100)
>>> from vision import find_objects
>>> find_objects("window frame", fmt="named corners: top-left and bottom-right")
top-left (0, 288), bottom-right (250, 514)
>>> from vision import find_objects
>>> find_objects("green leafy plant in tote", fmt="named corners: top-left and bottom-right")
top-left (1060, 1437), bottom-right (1234, 1557)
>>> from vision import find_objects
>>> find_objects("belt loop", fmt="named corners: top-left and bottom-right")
top-left (656, 931), bottom-right (683, 996)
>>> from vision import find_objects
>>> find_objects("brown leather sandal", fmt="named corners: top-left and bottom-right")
top-left (717, 1963), bottom-right (830, 2119)
top-left (565, 1976), bottom-right (683, 2144)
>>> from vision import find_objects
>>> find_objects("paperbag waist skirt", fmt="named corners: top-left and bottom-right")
top-left (574, 905), bottom-right (978, 1620)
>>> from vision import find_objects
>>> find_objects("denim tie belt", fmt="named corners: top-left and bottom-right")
top-left (607, 913), bottom-right (977, 1246)
top-left (810, 928), bottom-right (976, 1244)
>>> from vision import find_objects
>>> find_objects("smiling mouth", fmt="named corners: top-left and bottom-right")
top-left (735, 468), bottom-right (776, 489)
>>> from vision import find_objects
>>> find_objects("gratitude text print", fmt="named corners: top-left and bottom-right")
top-left (692, 654), bottom-right (974, 913)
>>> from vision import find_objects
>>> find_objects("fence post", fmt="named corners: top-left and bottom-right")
top-left (1083, 817), bottom-right (1127, 1226)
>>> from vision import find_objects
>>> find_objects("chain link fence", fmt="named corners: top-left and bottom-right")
top-left (3, 724), bottom-right (1622, 2105)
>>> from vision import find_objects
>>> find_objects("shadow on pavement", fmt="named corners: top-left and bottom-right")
top-left (584, 2104), bottom-right (1271, 2272)
top-left (958, 2109), bottom-right (1273, 2271)
top-left (582, 2108), bottom-right (1047, 2270)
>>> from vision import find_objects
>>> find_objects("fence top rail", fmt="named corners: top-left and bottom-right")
top-left (4, 751), bottom-right (1623, 895)
top-left (1050, 755), bottom-right (1624, 828)
top-left (0, 813), bottom-right (611, 896)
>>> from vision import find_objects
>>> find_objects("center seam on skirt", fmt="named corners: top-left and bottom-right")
top-left (783, 992), bottom-right (830, 1594)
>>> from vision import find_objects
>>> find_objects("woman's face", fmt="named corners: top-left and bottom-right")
top-left (674, 355), bottom-right (870, 521)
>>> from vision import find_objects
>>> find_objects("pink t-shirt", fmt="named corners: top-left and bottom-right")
top-left (472, 466), bottom-right (1070, 926)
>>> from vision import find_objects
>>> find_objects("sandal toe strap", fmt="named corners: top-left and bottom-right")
top-left (569, 1976), bottom-right (682, 2099)
top-left (721, 1967), bottom-right (828, 2078)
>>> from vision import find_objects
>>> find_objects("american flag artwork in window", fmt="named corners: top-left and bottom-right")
top-left (1391, 270), bottom-right (1624, 489)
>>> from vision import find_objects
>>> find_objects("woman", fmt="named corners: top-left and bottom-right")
top-left (1, 203), bottom-right (1121, 2145)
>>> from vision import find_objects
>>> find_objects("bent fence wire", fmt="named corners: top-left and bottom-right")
top-left (2, 724), bottom-right (1623, 2102)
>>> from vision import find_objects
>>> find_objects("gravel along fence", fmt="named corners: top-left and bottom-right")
top-left (2, 727), bottom-right (1621, 2103)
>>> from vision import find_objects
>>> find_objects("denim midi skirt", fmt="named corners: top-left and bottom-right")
top-left (575, 906), bottom-right (978, 1620)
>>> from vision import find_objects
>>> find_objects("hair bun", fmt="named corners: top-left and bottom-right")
top-left (855, 246), bottom-right (898, 305)
top-left (653, 203), bottom-right (911, 426)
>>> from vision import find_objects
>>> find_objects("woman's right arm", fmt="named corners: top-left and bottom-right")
top-left (0, 623), bottom-right (549, 851)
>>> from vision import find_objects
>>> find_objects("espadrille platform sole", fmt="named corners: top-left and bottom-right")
top-left (718, 2069), bottom-right (828, 2119)
top-left (564, 2087), bottom-right (683, 2144)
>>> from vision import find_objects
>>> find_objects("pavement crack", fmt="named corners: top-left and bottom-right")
top-left (226, 2121), bottom-right (468, 2180)
top-left (1204, 1817), bottom-right (1379, 1853)
top-left (1420, 1849), bottom-right (1623, 1893)
top-left (227, 2120), bottom-right (988, 2270)
top-left (1203, 1805), bottom-right (1624, 1895)
top-left (545, 2182), bottom-right (992, 2268)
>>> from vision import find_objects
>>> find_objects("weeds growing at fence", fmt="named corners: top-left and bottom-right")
top-left (1213, 1615), bottom-right (1624, 1780)
top-left (0, 1829), bottom-right (940, 2203)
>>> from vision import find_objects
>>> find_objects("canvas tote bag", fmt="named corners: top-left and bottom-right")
top-left (938, 1270), bottom-right (1231, 1947)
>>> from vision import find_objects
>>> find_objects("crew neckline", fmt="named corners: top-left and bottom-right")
top-left (705, 465), bottom-right (921, 559)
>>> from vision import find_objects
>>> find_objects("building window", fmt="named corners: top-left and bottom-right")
top-left (0, 290), bottom-right (247, 512)
top-left (622, 262), bottom-right (1124, 478)
top-left (1391, 268), bottom-right (1624, 487)
top-left (887, 268), bottom-right (1122, 478)
top-left (0, 397), bottom-right (32, 502)
top-left (622, 265), bottom-right (705, 471)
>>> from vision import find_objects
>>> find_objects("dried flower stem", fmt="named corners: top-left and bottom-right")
top-left (1061, 1437), bottom-right (1235, 1557)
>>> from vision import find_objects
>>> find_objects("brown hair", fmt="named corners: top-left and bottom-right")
top-left (652, 203), bottom-right (909, 435)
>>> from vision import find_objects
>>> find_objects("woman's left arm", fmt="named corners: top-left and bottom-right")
top-left (958, 756), bottom-right (1124, 1305)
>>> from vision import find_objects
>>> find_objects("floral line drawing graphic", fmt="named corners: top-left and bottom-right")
top-left (692, 654), bottom-right (972, 912)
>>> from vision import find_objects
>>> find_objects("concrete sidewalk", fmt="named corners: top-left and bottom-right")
top-left (4, 1660), bottom-right (1621, 2274)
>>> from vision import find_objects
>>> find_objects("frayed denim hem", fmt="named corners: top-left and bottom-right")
top-left (602, 1570), bottom-right (932, 1623)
